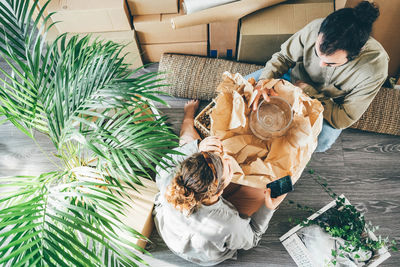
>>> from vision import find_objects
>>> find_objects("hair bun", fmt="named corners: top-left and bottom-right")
top-left (354, 1), bottom-right (379, 26)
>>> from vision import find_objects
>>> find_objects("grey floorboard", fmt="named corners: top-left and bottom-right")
top-left (140, 96), bottom-right (400, 266)
top-left (0, 122), bottom-right (59, 176)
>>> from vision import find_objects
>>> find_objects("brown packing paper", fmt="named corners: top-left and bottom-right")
top-left (222, 135), bottom-right (252, 154)
top-left (236, 145), bottom-right (267, 164)
top-left (211, 72), bottom-right (323, 189)
top-left (230, 91), bottom-right (247, 130)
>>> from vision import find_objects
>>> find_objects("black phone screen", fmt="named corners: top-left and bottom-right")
top-left (266, 175), bottom-right (293, 198)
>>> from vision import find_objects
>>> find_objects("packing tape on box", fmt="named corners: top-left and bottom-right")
top-left (183, 0), bottom-right (238, 14)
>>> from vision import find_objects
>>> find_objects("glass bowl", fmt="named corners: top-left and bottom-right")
top-left (249, 96), bottom-right (293, 140)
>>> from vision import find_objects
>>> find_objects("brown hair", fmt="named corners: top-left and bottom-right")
top-left (165, 152), bottom-right (224, 215)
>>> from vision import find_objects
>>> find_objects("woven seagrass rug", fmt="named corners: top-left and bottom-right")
top-left (157, 53), bottom-right (262, 100)
top-left (350, 87), bottom-right (400, 136)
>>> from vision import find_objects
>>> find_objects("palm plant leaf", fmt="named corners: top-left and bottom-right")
top-left (0, 173), bottom-right (151, 266)
top-left (0, 0), bottom-right (179, 266)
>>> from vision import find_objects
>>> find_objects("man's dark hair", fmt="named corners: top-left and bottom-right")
top-left (318, 1), bottom-right (379, 60)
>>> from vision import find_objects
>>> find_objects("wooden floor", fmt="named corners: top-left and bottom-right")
top-left (1, 64), bottom-right (399, 266)
top-left (144, 98), bottom-right (400, 267)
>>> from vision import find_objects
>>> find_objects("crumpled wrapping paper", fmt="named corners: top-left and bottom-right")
top-left (210, 72), bottom-right (323, 189)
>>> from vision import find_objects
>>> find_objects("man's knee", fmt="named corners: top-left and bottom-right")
top-left (316, 121), bottom-right (342, 152)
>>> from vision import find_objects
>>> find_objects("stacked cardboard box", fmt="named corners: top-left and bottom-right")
top-left (34, 0), bottom-right (143, 68)
top-left (117, 178), bottom-right (159, 249)
top-left (41, 0), bottom-right (132, 33)
top-left (334, 0), bottom-right (347, 10)
top-left (237, 0), bottom-right (334, 64)
top-left (209, 20), bottom-right (238, 59)
top-left (127, 0), bottom-right (178, 15)
top-left (133, 1), bottom-right (208, 63)
top-left (68, 31), bottom-right (143, 69)
top-left (133, 11), bottom-right (208, 63)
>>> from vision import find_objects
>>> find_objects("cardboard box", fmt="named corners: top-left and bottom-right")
top-left (280, 195), bottom-right (391, 267)
top-left (209, 20), bottom-right (238, 59)
top-left (119, 179), bottom-right (159, 249)
top-left (344, 0), bottom-right (400, 77)
top-left (334, 0), bottom-right (347, 10)
top-left (85, 31), bottom-right (143, 69)
top-left (31, 1), bottom-right (60, 42)
top-left (141, 42), bottom-right (208, 63)
top-left (133, 13), bottom-right (207, 44)
top-left (64, 31), bottom-right (143, 69)
top-left (237, 0), bottom-right (334, 64)
top-left (31, 9), bottom-right (141, 69)
top-left (38, 0), bottom-right (131, 33)
top-left (127, 0), bottom-right (178, 15)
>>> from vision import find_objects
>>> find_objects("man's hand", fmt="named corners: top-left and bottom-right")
top-left (198, 136), bottom-right (222, 154)
top-left (264, 188), bottom-right (286, 210)
top-left (251, 79), bottom-right (279, 111)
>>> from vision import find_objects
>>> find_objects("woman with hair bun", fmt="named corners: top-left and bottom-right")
top-left (153, 100), bottom-right (286, 266)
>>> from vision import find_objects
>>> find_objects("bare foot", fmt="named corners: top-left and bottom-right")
top-left (183, 100), bottom-right (200, 121)
top-left (180, 100), bottom-right (201, 145)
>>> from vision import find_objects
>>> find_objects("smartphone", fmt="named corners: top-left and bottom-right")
top-left (266, 175), bottom-right (294, 198)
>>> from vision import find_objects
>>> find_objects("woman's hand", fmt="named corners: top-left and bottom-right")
top-left (252, 79), bottom-right (279, 111)
top-left (264, 188), bottom-right (286, 210)
top-left (198, 136), bottom-right (223, 154)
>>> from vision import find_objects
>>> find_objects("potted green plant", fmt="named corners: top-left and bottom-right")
top-left (280, 170), bottom-right (397, 266)
top-left (0, 0), bottom-right (178, 266)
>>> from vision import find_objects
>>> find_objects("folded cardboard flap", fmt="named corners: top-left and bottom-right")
top-left (133, 13), bottom-right (208, 44)
top-left (39, 0), bottom-right (131, 33)
top-left (141, 42), bottom-right (208, 63)
top-left (119, 179), bottom-right (159, 249)
top-left (127, 0), bottom-right (178, 15)
top-left (237, 0), bottom-right (334, 64)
